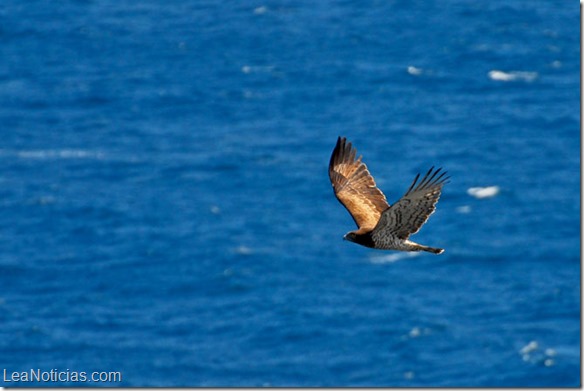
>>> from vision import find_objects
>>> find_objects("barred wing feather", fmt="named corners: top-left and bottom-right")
top-left (373, 167), bottom-right (449, 240)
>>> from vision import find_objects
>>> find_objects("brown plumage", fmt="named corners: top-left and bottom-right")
top-left (329, 136), bottom-right (449, 254)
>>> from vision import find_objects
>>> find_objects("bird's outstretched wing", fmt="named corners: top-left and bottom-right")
top-left (329, 136), bottom-right (390, 230)
top-left (373, 167), bottom-right (449, 239)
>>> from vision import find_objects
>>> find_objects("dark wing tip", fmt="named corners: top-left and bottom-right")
top-left (329, 137), bottom-right (341, 173)
top-left (405, 166), bottom-right (450, 196)
top-left (330, 136), bottom-right (356, 172)
top-left (330, 136), bottom-right (348, 182)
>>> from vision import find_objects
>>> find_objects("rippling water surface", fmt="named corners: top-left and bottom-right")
top-left (0, 1), bottom-right (579, 387)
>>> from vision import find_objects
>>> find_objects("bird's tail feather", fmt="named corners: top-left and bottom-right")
top-left (414, 244), bottom-right (444, 254)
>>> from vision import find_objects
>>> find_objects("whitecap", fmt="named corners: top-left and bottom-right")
top-left (518, 341), bottom-right (562, 366)
top-left (16, 149), bottom-right (104, 160)
top-left (241, 65), bottom-right (275, 74)
top-left (369, 251), bottom-right (421, 264)
top-left (467, 186), bottom-right (500, 199)
top-left (253, 5), bottom-right (268, 14)
top-left (234, 245), bottom-right (253, 255)
top-left (407, 66), bottom-right (423, 76)
top-left (520, 340), bottom-right (538, 355)
top-left (488, 70), bottom-right (538, 82)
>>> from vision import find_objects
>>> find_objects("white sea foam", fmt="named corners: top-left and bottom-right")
top-left (369, 251), bottom-right (421, 264)
top-left (520, 340), bottom-right (538, 363)
top-left (253, 5), bottom-right (268, 14)
top-left (400, 326), bottom-right (431, 342)
top-left (518, 341), bottom-right (559, 366)
top-left (241, 65), bottom-right (275, 74)
top-left (520, 340), bottom-right (538, 355)
top-left (467, 186), bottom-right (500, 199)
top-left (12, 149), bottom-right (105, 160)
top-left (409, 327), bottom-right (421, 337)
top-left (234, 245), bottom-right (253, 255)
top-left (544, 358), bottom-right (554, 367)
top-left (407, 66), bottom-right (423, 76)
top-left (488, 70), bottom-right (538, 82)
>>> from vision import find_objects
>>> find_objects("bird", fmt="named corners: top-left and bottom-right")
top-left (328, 136), bottom-right (449, 254)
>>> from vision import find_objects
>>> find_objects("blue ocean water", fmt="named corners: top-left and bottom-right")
top-left (0, 0), bottom-right (580, 387)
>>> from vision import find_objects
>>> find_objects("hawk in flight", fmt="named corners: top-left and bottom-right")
top-left (329, 137), bottom-right (449, 254)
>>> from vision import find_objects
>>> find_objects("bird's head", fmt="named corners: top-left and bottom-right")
top-left (343, 232), bottom-right (357, 243)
